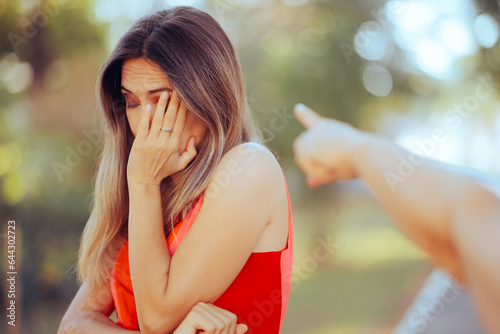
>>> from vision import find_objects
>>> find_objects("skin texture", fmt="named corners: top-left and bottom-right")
top-left (292, 103), bottom-right (500, 334)
top-left (124, 58), bottom-right (289, 333)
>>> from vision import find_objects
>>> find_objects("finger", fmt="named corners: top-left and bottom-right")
top-left (163, 90), bottom-right (180, 132)
top-left (192, 313), bottom-right (216, 334)
top-left (165, 100), bottom-right (187, 147)
top-left (177, 136), bottom-right (197, 171)
top-left (293, 138), bottom-right (314, 175)
top-left (292, 131), bottom-right (305, 152)
top-left (236, 324), bottom-right (248, 334)
top-left (151, 91), bottom-right (170, 139)
top-left (294, 103), bottom-right (322, 129)
top-left (197, 303), bottom-right (225, 334)
top-left (173, 102), bottom-right (187, 135)
top-left (208, 305), bottom-right (237, 334)
top-left (293, 150), bottom-right (309, 176)
top-left (306, 169), bottom-right (338, 188)
top-left (136, 104), bottom-right (152, 140)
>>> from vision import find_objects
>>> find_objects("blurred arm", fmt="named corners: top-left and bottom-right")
top-left (351, 135), bottom-right (499, 282)
top-left (358, 144), bottom-right (500, 332)
top-left (293, 104), bottom-right (500, 332)
top-left (451, 181), bottom-right (500, 333)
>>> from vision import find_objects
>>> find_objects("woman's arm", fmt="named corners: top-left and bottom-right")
top-left (57, 281), bottom-right (140, 334)
top-left (129, 143), bottom-right (282, 334)
top-left (58, 281), bottom-right (248, 334)
top-left (125, 90), bottom-right (285, 333)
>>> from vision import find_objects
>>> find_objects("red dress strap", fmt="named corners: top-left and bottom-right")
top-left (167, 190), bottom-right (205, 254)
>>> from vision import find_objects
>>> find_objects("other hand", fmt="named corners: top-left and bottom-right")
top-left (173, 302), bottom-right (248, 334)
top-left (293, 103), bottom-right (367, 188)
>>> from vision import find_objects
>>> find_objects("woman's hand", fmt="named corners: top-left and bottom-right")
top-left (293, 103), bottom-right (369, 188)
top-left (173, 302), bottom-right (248, 334)
top-left (127, 91), bottom-right (198, 186)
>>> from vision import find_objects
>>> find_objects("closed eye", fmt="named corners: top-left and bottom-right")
top-left (123, 95), bottom-right (139, 109)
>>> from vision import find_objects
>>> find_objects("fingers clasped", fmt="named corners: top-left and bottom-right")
top-left (174, 302), bottom-right (248, 334)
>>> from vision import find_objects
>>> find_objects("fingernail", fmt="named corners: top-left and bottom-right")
top-left (295, 103), bottom-right (307, 113)
top-left (145, 104), bottom-right (151, 111)
top-left (162, 91), bottom-right (168, 100)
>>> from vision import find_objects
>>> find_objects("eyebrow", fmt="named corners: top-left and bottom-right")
top-left (120, 86), bottom-right (173, 95)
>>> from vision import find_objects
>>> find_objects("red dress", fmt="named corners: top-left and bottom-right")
top-left (110, 168), bottom-right (294, 333)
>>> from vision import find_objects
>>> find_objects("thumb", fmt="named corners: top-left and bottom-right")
top-left (294, 103), bottom-right (322, 129)
top-left (236, 324), bottom-right (248, 333)
top-left (178, 136), bottom-right (197, 170)
top-left (306, 174), bottom-right (318, 188)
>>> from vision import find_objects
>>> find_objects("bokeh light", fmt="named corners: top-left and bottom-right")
top-left (362, 65), bottom-right (393, 97)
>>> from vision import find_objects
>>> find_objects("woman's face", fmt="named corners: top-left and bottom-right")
top-left (121, 58), bottom-right (206, 153)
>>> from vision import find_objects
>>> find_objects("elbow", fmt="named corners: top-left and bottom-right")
top-left (137, 288), bottom-right (193, 334)
top-left (138, 305), bottom-right (179, 334)
top-left (57, 314), bottom-right (81, 334)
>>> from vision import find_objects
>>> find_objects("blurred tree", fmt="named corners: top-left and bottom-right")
top-left (2, 0), bottom-right (106, 86)
top-left (1, 1), bottom-right (108, 333)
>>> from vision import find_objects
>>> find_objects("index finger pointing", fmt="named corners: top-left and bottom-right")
top-left (294, 103), bottom-right (322, 129)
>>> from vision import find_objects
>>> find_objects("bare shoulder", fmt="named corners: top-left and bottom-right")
top-left (222, 142), bottom-right (281, 173)
top-left (199, 142), bottom-right (288, 252)
top-left (204, 142), bottom-right (286, 217)
top-left (210, 142), bottom-right (283, 190)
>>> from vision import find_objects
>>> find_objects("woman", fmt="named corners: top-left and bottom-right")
top-left (58, 6), bottom-right (293, 334)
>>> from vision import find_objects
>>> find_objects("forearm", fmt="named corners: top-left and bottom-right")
top-left (58, 311), bottom-right (140, 334)
top-left (127, 182), bottom-right (180, 333)
top-left (349, 134), bottom-right (500, 331)
top-left (452, 182), bottom-right (500, 332)
top-left (352, 135), bottom-right (472, 278)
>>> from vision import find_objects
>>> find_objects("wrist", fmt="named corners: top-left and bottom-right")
top-left (128, 178), bottom-right (161, 190)
top-left (349, 129), bottom-right (374, 176)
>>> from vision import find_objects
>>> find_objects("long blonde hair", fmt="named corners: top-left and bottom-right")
top-left (77, 6), bottom-right (261, 289)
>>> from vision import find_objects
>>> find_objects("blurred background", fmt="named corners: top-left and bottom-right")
top-left (1, 0), bottom-right (500, 333)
